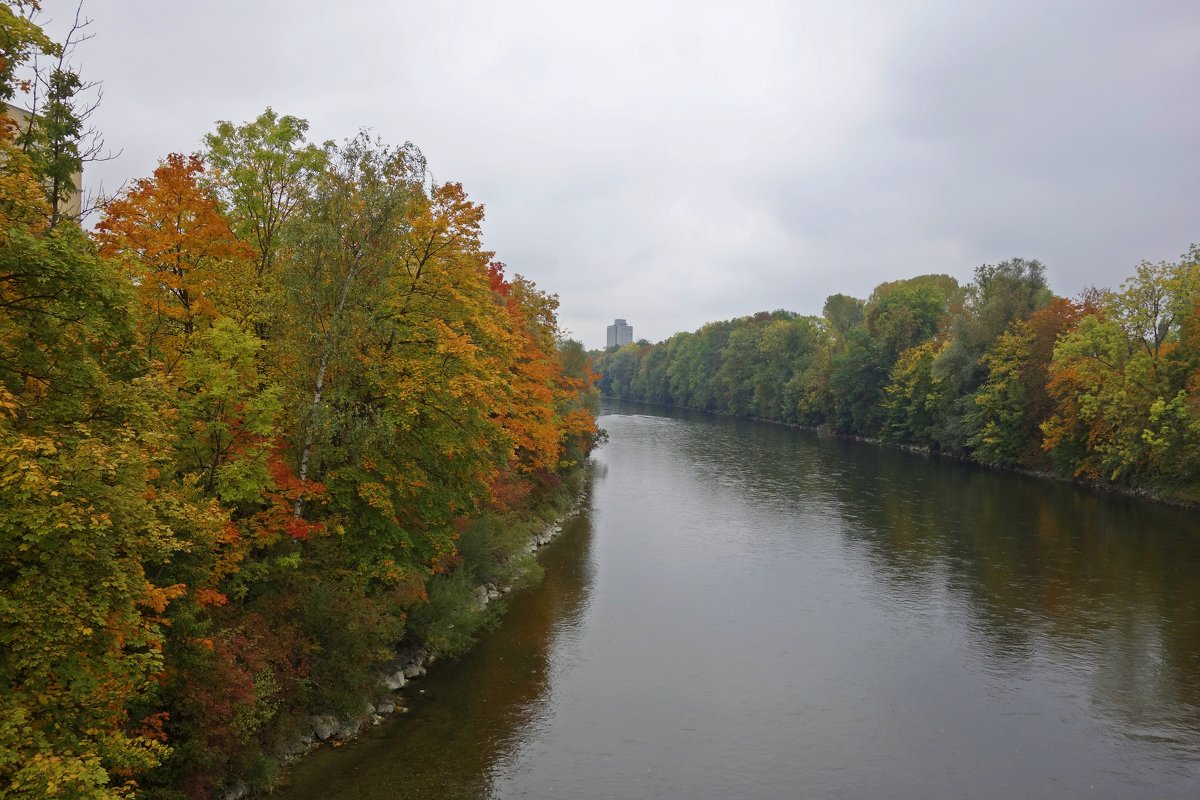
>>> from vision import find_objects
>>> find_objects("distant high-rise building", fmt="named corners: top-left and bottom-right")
top-left (606, 318), bottom-right (633, 349)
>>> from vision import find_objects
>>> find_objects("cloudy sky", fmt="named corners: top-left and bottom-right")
top-left (35, 0), bottom-right (1200, 349)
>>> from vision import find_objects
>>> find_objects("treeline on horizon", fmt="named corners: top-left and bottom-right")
top-left (1, 6), bottom-right (598, 799)
top-left (597, 249), bottom-right (1200, 501)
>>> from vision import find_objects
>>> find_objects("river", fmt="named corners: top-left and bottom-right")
top-left (279, 400), bottom-right (1200, 799)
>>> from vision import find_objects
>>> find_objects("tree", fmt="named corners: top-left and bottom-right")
top-left (11, 2), bottom-right (115, 226)
top-left (95, 153), bottom-right (256, 371)
top-left (0, 3), bottom-right (54, 110)
top-left (968, 297), bottom-right (1089, 467)
top-left (881, 340), bottom-right (945, 446)
top-left (1042, 255), bottom-right (1200, 489)
top-left (203, 108), bottom-right (328, 335)
top-left (278, 134), bottom-right (422, 519)
top-left (822, 293), bottom-right (864, 343)
top-left (829, 279), bottom-right (951, 436)
top-left (932, 259), bottom-right (1050, 452)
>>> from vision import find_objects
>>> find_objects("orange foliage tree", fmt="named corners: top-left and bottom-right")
top-left (95, 153), bottom-right (255, 372)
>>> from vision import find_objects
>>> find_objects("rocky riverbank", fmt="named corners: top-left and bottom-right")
top-left (218, 505), bottom-right (580, 800)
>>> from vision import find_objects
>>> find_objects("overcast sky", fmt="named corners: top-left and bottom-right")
top-left (36, 0), bottom-right (1200, 349)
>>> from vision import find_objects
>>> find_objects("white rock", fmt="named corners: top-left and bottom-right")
top-left (219, 782), bottom-right (249, 800)
top-left (383, 670), bottom-right (406, 690)
top-left (375, 700), bottom-right (396, 714)
top-left (311, 714), bottom-right (339, 741)
top-left (402, 663), bottom-right (426, 680)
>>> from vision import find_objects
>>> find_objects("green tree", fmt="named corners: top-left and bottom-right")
top-left (822, 293), bottom-right (864, 344)
top-left (203, 108), bottom-right (328, 282)
top-left (881, 340), bottom-right (945, 445)
top-left (933, 259), bottom-right (1050, 451)
top-left (829, 279), bottom-right (951, 436)
top-left (1043, 254), bottom-right (1200, 491)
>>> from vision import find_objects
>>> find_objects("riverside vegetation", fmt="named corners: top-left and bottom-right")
top-left (0, 6), bottom-right (599, 798)
top-left (596, 252), bottom-right (1200, 503)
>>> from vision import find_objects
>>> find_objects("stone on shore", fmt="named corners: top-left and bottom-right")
top-left (311, 714), bottom-right (339, 742)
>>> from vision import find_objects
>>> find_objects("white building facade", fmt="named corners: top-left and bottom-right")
top-left (606, 318), bottom-right (634, 349)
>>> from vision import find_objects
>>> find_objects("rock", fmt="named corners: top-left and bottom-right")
top-left (219, 782), bottom-right (249, 800)
top-left (311, 714), bottom-right (339, 741)
top-left (383, 670), bottom-right (407, 690)
top-left (473, 585), bottom-right (490, 609)
top-left (501, 585), bottom-right (512, 595)
top-left (375, 700), bottom-right (396, 714)
top-left (402, 662), bottom-right (426, 680)
top-left (218, 782), bottom-right (248, 800)
top-left (336, 716), bottom-right (361, 740)
top-left (287, 729), bottom-right (315, 752)
top-left (282, 734), bottom-right (314, 759)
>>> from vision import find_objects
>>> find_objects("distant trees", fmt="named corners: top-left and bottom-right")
top-left (595, 251), bottom-right (1200, 501)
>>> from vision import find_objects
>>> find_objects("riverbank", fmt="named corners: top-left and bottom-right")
top-left (217, 467), bottom-right (592, 800)
top-left (601, 397), bottom-right (1200, 510)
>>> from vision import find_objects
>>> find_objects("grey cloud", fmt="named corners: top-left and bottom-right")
top-left (44, 1), bottom-right (1200, 348)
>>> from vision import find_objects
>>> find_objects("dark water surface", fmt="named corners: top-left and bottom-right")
top-left (280, 401), bottom-right (1200, 799)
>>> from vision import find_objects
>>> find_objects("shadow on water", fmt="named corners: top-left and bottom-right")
top-left (277, 474), bottom-right (599, 800)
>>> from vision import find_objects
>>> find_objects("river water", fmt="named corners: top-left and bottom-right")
top-left (280, 401), bottom-right (1200, 799)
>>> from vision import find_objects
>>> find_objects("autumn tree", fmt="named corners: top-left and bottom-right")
top-left (493, 270), bottom-right (569, 474)
top-left (1043, 254), bottom-right (1200, 490)
top-left (968, 297), bottom-right (1090, 467)
top-left (95, 153), bottom-right (256, 371)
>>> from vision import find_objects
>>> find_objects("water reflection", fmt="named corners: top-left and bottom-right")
top-left (284, 401), bottom-right (1200, 799)
top-left (596, 401), bottom-right (1200, 796)
top-left (278, 477), bottom-right (597, 800)
top-left (829, 444), bottom-right (1200, 749)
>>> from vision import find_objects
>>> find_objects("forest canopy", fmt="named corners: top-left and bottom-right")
top-left (596, 252), bottom-right (1200, 502)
